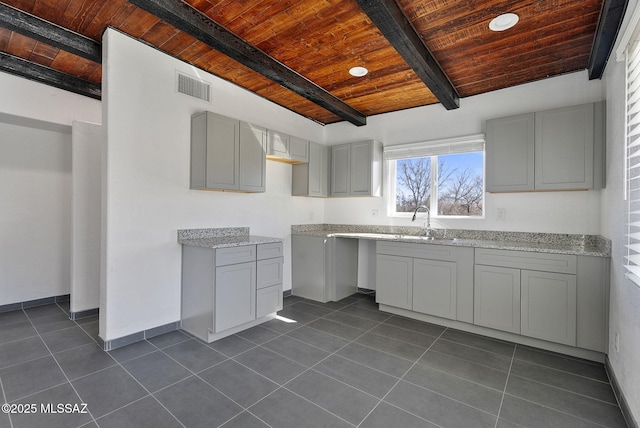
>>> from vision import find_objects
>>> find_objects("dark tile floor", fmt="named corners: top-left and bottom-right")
top-left (0, 294), bottom-right (628, 428)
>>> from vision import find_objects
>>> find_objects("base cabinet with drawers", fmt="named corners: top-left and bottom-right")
top-left (375, 242), bottom-right (609, 357)
top-left (181, 241), bottom-right (283, 342)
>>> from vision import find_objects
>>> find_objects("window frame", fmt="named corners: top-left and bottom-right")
top-left (384, 134), bottom-right (486, 219)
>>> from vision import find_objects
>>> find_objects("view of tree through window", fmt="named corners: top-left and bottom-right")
top-left (395, 152), bottom-right (484, 216)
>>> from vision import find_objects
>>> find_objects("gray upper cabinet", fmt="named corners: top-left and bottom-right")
top-left (267, 129), bottom-right (309, 164)
top-left (486, 113), bottom-right (535, 192)
top-left (535, 103), bottom-right (597, 190)
top-left (485, 101), bottom-right (605, 192)
top-left (292, 142), bottom-right (330, 197)
top-left (239, 121), bottom-right (267, 192)
top-left (190, 111), bottom-right (266, 192)
top-left (331, 143), bottom-right (351, 196)
top-left (330, 140), bottom-right (382, 197)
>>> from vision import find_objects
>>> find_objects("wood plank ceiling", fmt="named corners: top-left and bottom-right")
top-left (0, 0), bottom-right (627, 126)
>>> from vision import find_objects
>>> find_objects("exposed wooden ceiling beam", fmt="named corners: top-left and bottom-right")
top-left (0, 52), bottom-right (101, 99)
top-left (128, 0), bottom-right (367, 126)
top-left (588, 0), bottom-right (628, 79)
top-left (0, 3), bottom-right (102, 64)
top-left (355, 0), bottom-right (459, 110)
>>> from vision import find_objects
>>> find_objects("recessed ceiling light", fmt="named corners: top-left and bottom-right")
top-left (489, 13), bottom-right (519, 32)
top-left (349, 66), bottom-right (369, 77)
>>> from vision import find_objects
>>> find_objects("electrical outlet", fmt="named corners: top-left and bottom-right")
top-left (496, 208), bottom-right (506, 221)
top-left (615, 332), bottom-right (620, 353)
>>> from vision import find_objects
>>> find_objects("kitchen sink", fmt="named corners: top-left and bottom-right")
top-left (332, 232), bottom-right (459, 243)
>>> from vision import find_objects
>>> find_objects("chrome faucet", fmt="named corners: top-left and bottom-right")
top-left (411, 205), bottom-right (434, 239)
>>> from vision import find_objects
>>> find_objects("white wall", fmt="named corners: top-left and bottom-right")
top-left (101, 29), bottom-right (325, 341)
top-left (0, 118), bottom-right (72, 305)
top-left (71, 121), bottom-right (103, 313)
top-left (602, 0), bottom-right (640, 421)
top-left (322, 71), bottom-right (605, 234)
top-left (0, 72), bottom-right (101, 127)
top-left (0, 73), bottom-right (101, 308)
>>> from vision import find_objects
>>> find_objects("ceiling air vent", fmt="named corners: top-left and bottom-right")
top-left (176, 71), bottom-right (211, 102)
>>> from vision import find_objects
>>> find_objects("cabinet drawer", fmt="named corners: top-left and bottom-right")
top-left (475, 248), bottom-right (576, 274)
top-left (257, 242), bottom-right (283, 260)
top-left (257, 284), bottom-right (283, 318)
top-left (215, 245), bottom-right (256, 267)
top-left (257, 257), bottom-right (284, 289)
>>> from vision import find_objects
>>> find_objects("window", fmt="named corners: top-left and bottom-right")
top-left (625, 36), bottom-right (640, 286)
top-left (385, 135), bottom-right (485, 217)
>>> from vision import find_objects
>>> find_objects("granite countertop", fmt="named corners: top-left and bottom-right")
top-left (292, 224), bottom-right (611, 257)
top-left (178, 227), bottom-right (283, 249)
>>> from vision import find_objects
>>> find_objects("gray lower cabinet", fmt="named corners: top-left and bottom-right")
top-left (256, 244), bottom-right (284, 317)
top-left (413, 258), bottom-right (457, 320)
top-left (214, 261), bottom-right (256, 333)
top-left (292, 142), bottom-right (330, 197)
top-left (375, 241), bottom-right (473, 322)
top-left (474, 248), bottom-right (607, 351)
top-left (375, 254), bottom-right (413, 310)
top-left (291, 235), bottom-right (357, 302)
top-left (181, 242), bottom-right (283, 342)
top-left (521, 269), bottom-right (577, 346)
top-left (473, 265), bottom-right (521, 334)
top-left (330, 140), bottom-right (382, 197)
top-left (485, 101), bottom-right (605, 192)
top-left (191, 111), bottom-right (266, 192)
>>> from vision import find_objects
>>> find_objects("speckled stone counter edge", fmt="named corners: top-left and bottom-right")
top-left (177, 227), bottom-right (283, 249)
top-left (178, 227), bottom-right (250, 240)
top-left (291, 224), bottom-right (612, 257)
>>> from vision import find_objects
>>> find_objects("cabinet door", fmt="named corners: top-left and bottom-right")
top-left (239, 121), bottom-right (266, 192)
top-left (412, 258), bottom-right (457, 320)
top-left (331, 143), bottom-right (351, 196)
top-left (267, 129), bottom-right (289, 158)
top-left (292, 235), bottom-right (328, 302)
top-left (205, 112), bottom-right (240, 190)
top-left (375, 254), bottom-right (412, 310)
top-left (474, 265), bottom-right (521, 333)
top-left (214, 261), bottom-right (256, 333)
top-left (521, 270), bottom-right (576, 346)
top-left (485, 113), bottom-right (534, 192)
top-left (350, 141), bottom-right (372, 195)
top-left (535, 104), bottom-right (594, 190)
top-left (289, 136), bottom-right (310, 163)
top-left (309, 142), bottom-right (329, 197)
top-left (257, 284), bottom-right (283, 318)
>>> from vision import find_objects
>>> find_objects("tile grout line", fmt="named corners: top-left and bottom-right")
top-left (494, 342), bottom-right (518, 428)
top-left (506, 372), bottom-right (623, 406)
top-left (0, 360), bottom-right (15, 428)
top-left (94, 342), bottom-right (187, 428)
top-left (236, 298), bottom-right (396, 427)
top-left (511, 356), bottom-right (613, 384)
top-left (23, 307), bottom-right (100, 427)
top-left (499, 392), bottom-right (617, 428)
top-left (355, 326), bottom-right (449, 428)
